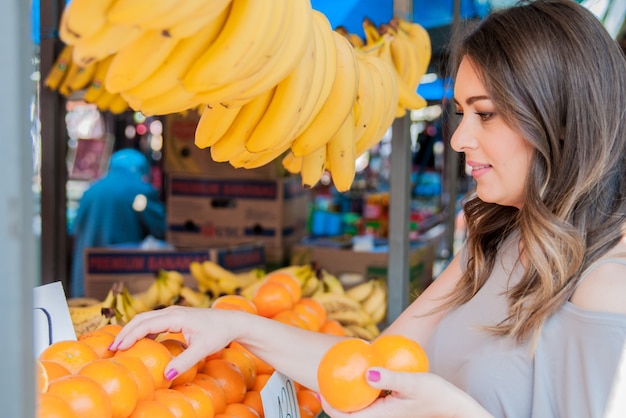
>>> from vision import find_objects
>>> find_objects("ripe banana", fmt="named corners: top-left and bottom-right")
top-left (194, 103), bottom-right (242, 150)
top-left (362, 17), bottom-right (381, 46)
top-left (354, 53), bottom-right (387, 156)
top-left (82, 55), bottom-right (115, 103)
top-left (123, 7), bottom-right (230, 103)
top-left (133, 279), bottom-right (161, 310)
top-left (72, 23), bottom-right (143, 67)
top-left (140, 0), bottom-right (215, 32)
top-left (345, 280), bottom-right (376, 303)
top-left (352, 52), bottom-right (378, 148)
top-left (183, 0), bottom-right (277, 93)
top-left (326, 109), bottom-right (357, 192)
top-left (345, 324), bottom-right (378, 341)
top-left (301, 274), bottom-right (323, 298)
top-left (108, 94), bottom-right (130, 115)
top-left (327, 307), bottom-right (374, 327)
top-left (58, 0), bottom-right (117, 45)
top-left (393, 18), bottom-right (432, 78)
top-left (318, 270), bottom-right (346, 295)
top-left (164, 0), bottom-right (233, 40)
top-left (210, 87), bottom-right (276, 163)
top-left (132, 84), bottom-right (202, 117)
top-left (105, 30), bottom-right (179, 93)
top-left (282, 151), bottom-right (302, 175)
top-left (56, 59), bottom-right (80, 97)
top-left (269, 264), bottom-right (315, 287)
top-left (244, 30), bottom-right (317, 154)
top-left (290, 31), bottom-right (359, 158)
top-left (361, 280), bottom-right (388, 319)
top-left (95, 90), bottom-right (117, 112)
top-left (107, 0), bottom-right (179, 27)
top-left (300, 144), bottom-right (327, 188)
top-left (313, 292), bottom-right (362, 314)
top-left (67, 61), bottom-right (98, 92)
top-left (189, 260), bottom-right (222, 299)
top-left (43, 44), bottom-right (74, 91)
top-left (69, 288), bottom-right (116, 338)
top-left (179, 286), bottom-right (211, 308)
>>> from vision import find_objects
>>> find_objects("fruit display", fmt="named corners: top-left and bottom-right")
top-left (317, 334), bottom-right (429, 412)
top-left (44, 0), bottom-right (432, 192)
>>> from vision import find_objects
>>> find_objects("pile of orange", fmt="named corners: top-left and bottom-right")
top-left (317, 334), bottom-right (429, 413)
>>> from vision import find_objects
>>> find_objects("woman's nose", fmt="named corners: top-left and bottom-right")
top-left (449, 119), bottom-right (475, 152)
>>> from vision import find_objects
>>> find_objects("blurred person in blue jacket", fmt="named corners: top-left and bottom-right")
top-left (70, 148), bottom-right (166, 297)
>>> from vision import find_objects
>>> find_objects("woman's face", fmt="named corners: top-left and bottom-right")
top-left (450, 57), bottom-right (534, 209)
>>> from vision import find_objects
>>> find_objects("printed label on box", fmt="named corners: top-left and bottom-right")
top-left (260, 371), bottom-right (301, 418)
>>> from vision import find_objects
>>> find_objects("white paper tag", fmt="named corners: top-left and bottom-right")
top-left (33, 281), bottom-right (76, 357)
top-left (260, 371), bottom-right (301, 418)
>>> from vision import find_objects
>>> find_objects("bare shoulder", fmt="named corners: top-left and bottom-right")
top-left (570, 251), bottom-right (626, 315)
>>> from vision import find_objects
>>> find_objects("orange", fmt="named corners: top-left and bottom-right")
top-left (40, 360), bottom-right (72, 382)
top-left (78, 359), bottom-right (139, 418)
top-left (36, 359), bottom-right (49, 393)
top-left (229, 342), bottom-right (275, 375)
top-left (114, 337), bottom-right (174, 389)
top-left (78, 330), bottom-right (116, 359)
top-left (46, 375), bottom-right (112, 418)
top-left (160, 339), bottom-right (198, 386)
top-left (192, 373), bottom-right (227, 414)
top-left (214, 414), bottom-right (237, 418)
top-left (319, 319), bottom-right (346, 336)
top-left (371, 334), bottom-right (429, 372)
top-left (252, 282), bottom-right (294, 318)
top-left (317, 338), bottom-right (383, 412)
top-left (201, 358), bottom-right (247, 404)
top-left (171, 382), bottom-right (215, 418)
top-left (297, 388), bottom-right (322, 415)
top-left (251, 373), bottom-right (272, 392)
top-left (225, 402), bottom-right (261, 418)
top-left (292, 303), bottom-right (321, 331)
top-left (39, 340), bottom-right (100, 374)
top-left (271, 309), bottom-right (309, 329)
top-left (299, 405), bottom-right (316, 418)
top-left (265, 272), bottom-right (302, 304)
top-left (109, 355), bottom-right (155, 402)
top-left (37, 391), bottom-right (79, 418)
top-left (242, 390), bottom-right (264, 417)
top-left (212, 294), bottom-right (258, 315)
top-left (156, 332), bottom-right (188, 344)
top-left (128, 400), bottom-right (176, 418)
top-left (297, 298), bottom-right (327, 325)
top-left (219, 347), bottom-right (257, 390)
top-left (97, 323), bottom-right (123, 336)
top-left (153, 388), bottom-right (197, 418)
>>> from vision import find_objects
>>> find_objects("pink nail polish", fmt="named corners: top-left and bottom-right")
top-left (165, 369), bottom-right (178, 381)
top-left (367, 370), bottom-right (381, 382)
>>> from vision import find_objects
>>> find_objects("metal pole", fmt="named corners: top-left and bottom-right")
top-left (0, 0), bottom-right (38, 416)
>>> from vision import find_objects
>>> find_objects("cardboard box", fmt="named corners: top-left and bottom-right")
top-left (166, 173), bottom-right (310, 264)
top-left (290, 241), bottom-right (435, 302)
top-left (163, 112), bottom-right (287, 179)
top-left (84, 243), bottom-right (265, 300)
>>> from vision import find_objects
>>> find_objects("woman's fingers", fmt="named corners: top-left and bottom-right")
top-left (111, 306), bottom-right (189, 350)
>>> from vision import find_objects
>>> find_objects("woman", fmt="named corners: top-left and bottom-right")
top-left (111, 1), bottom-right (626, 416)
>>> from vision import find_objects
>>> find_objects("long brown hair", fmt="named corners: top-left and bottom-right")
top-left (445, 0), bottom-right (626, 342)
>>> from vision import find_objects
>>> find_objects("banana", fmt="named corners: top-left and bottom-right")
top-left (393, 18), bottom-right (432, 78)
top-left (393, 25), bottom-right (423, 90)
top-left (82, 55), bottom-right (115, 103)
top-left (179, 286), bottom-right (212, 308)
top-left (313, 292), bottom-right (362, 313)
top-left (290, 32), bottom-right (359, 157)
top-left (319, 270), bottom-right (346, 295)
top-left (345, 324), bottom-right (377, 341)
top-left (301, 274), bottom-right (323, 298)
top-left (131, 84), bottom-right (202, 117)
top-left (366, 323), bottom-right (381, 338)
top-left (352, 51), bottom-right (378, 150)
top-left (189, 260), bottom-right (223, 299)
top-left (122, 287), bottom-right (149, 316)
top-left (281, 151), bottom-right (302, 175)
top-left (345, 280), bottom-right (376, 303)
top-left (69, 288), bottom-right (116, 337)
top-left (108, 94), bottom-right (129, 115)
top-left (58, 0), bottom-right (117, 45)
top-left (327, 307), bottom-right (374, 327)
top-left (115, 290), bottom-right (135, 324)
top-left (194, 103), bottom-right (242, 149)
top-left (349, 33), bottom-right (365, 49)
top-left (72, 23), bottom-right (143, 67)
top-left (105, 30), bottom-right (179, 94)
top-left (182, 0), bottom-right (278, 93)
top-left (95, 90), bottom-right (117, 112)
top-left (200, 261), bottom-right (260, 295)
top-left (107, 0), bottom-right (178, 27)
top-left (232, 141), bottom-right (292, 170)
top-left (122, 7), bottom-right (230, 103)
top-left (240, 277), bottom-right (266, 301)
top-left (56, 59), bottom-right (80, 97)
top-left (133, 280), bottom-right (161, 310)
top-left (43, 44), bottom-right (74, 91)
top-left (361, 280), bottom-right (387, 318)
top-left (369, 298), bottom-right (387, 324)
top-left (67, 61), bottom-right (98, 92)
top-left (209, 86), bottom-right (276, 163)
top-left (300, 144), bottom-right (327, 188)
top-left (194, 0), bottom-right (313, 106)
top-left (362, 17), bottom-right (381, 46)
top-left (326, 109), bottom-right (357, 192)
top-left (164, 0), bottom-right (233, 40)
top-left (140, 0), bottom-right (215, 32)
top-left (269, 264), bottom-right (314, 287)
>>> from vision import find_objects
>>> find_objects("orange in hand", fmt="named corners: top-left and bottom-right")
top-left (317, 338), bottom-right (384, 413)
top-left (371, 334), bottom-right (429, 372)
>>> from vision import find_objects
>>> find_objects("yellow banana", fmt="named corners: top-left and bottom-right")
top-left (281, 151), bottom-right (302, 175)
top-left (289, 32), bottom-right (359, 157)
top-left (312, 292), bottom-right (362, 314)
top-left (349, 33), bottom-right (365, 49)
top-left (394, 26), bottom-right (423, 89)
top-left (353, 53), bottom-right (383, 155)
top-left (108, 94), bottom-right (129, 115)
top-left (43, 44), bottom-right (74, 91)
top-left (182, 0), bottom-right (278, 92)
top-left (345, 324), bottom-right (377, 341)
top-left (82, 55), bottom-right (115, 103)
top-left (67, 61), bottom-right (98, 92)
top-left (210, 87), bottom-right (276, 163)
top-left (345, 280), bottom-right (376, 303)
top-left (140, 0), bottom-right (212, 31)
top-left (72, 23), bottom-right (143, 67)
top-left (326, 110), bottom-right (357, 192)
top-left (179, 286), bottom-right (211, 308)
top-left (132, 84), bottom-right (201, 117)
top-left (362, 280), bottom-right (388, 318)
top-left (243, 31), bottom-right (317, 153)
top-left (56, 58), bottom-right (80, 97)
top-left (164, 0), bottom-right (233, 40)
top-left (194, 103), bottom-right (242, 150)
top-left (362, 17), bottom-right (381, 46)
top-left (105, 30), bottom-right (179, 93)
top-left (300, 144), bottom-right (327, 188)
top-left (58, 0), bottom-right (117, 45)
top-left (107, 0), bottom-right (179, 27)
top-left (123, 6), bottom-right (230, 103)
top-left (232, 141), bottom-right (292, 170)
top-left (95, 90), bottom-right (117, 112)
top-left (328, 307), bottom-right (374, 327)
top-left (394, 18), bottom-right (432, 78)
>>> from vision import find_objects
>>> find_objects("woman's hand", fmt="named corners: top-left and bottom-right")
top-left (320, 368), bottom-right (494, 418)
top-left (109, 305), bottom-right (248, 379)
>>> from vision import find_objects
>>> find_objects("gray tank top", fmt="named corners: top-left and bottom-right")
top-left (426, 233), bottom-right (626, 418)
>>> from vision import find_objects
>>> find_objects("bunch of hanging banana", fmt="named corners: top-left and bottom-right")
top-left (188, 260), bottom-right (266, 299)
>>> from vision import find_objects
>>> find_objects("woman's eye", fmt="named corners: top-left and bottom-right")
top-left (454, 111), bottom-right (464, 117)
top-left (475, 112), bottom-right (494, 121)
